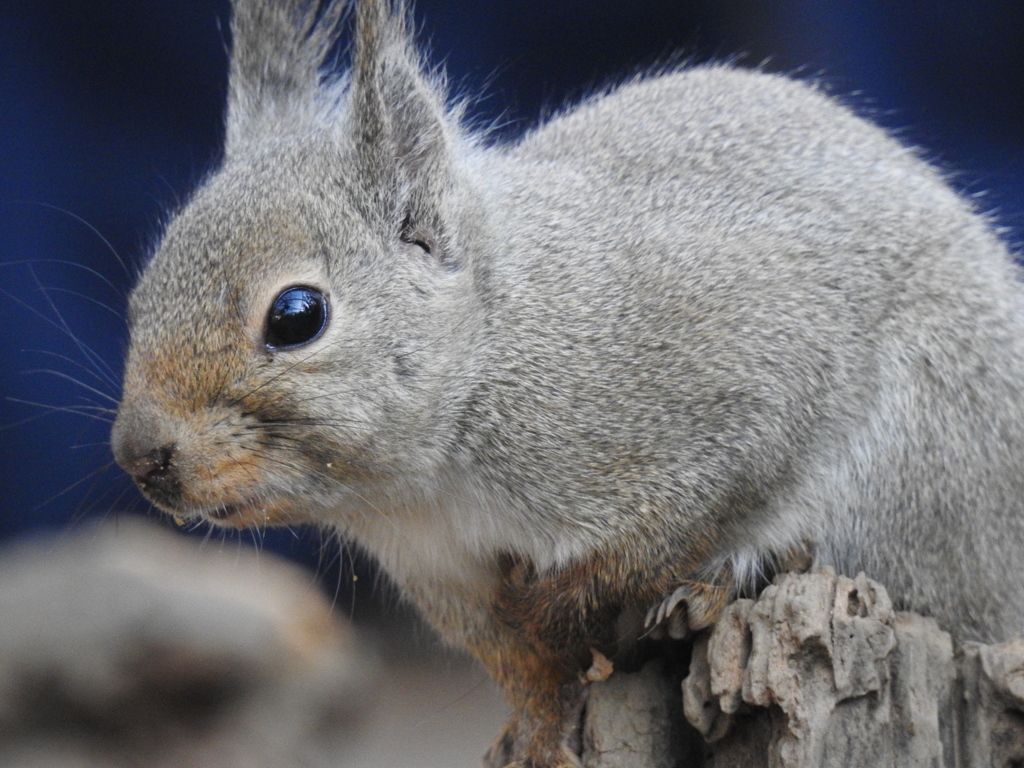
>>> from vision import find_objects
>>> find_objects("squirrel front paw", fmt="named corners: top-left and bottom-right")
top-left (645, 580), bottom-right (731, 639)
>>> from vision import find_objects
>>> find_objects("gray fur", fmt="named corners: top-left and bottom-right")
top-left (115, 0), bottom-right (1024, 738)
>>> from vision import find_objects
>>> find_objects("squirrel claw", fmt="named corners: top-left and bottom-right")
top-left (645, 580), bottom-right (731, 639)
top-left (647, 584), bottom-right (691, 627)
top-left (645, 585), bottom-right (694, 639)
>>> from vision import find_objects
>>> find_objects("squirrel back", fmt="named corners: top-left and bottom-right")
top-left (112, 0), bottom-right (1024, 705)
top-left (476, 66), bottom-right (1024, 641)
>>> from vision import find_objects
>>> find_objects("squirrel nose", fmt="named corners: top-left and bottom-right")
top-left (117, 441), bottom-right (184, 509)
top-left (111, 406), bottom-right (185, 508)
top-left (113, 404), bottom-right (175, 473)
top-left (121, 443), bottom-right (177, 484)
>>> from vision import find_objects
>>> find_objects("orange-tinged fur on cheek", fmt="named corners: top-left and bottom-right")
top-left (130, 343), bottom-right (243, 413)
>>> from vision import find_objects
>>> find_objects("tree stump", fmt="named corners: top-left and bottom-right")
top-left (583, 569), bottom-right (1024, 768)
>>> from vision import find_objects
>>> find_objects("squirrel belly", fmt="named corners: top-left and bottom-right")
top-left (111, 1), bottom-right (1024, 766)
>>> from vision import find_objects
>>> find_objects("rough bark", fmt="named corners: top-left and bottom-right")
top-left (583, 569), bottom-right (1024, 768)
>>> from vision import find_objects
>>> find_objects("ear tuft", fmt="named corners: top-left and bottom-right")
top-left (348, 0), bottom-right (460, 248)
top-left (225, 0), bottom-right (462, 261)
top-left (226, 0), bottom-right (348, 155)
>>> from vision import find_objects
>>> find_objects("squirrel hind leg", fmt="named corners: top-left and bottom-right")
top-left (502, 755), bottom-right (582, 768)
top-left (484, 717), bottom-right (584, 768)
top-left (483, 720), bottom-right (516, 768)
top-left (483, 688), bottom-right (588, 768)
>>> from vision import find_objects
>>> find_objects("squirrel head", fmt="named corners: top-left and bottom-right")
top-left (112, 0), bottom-right (483, 527)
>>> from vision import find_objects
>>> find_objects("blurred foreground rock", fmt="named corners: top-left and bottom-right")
top-left (583, 569), bottom-right (1024, 768)
top-left (0, 518), bottom-right (372, 768)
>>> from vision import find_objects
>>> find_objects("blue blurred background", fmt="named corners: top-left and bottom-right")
top-left (2, 1), bottom-right (1022, 584)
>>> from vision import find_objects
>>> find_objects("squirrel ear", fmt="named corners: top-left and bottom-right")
top-left (348, 0), bottom-right (458, 241)
top-left (225, 0), bottom-right (346, 156)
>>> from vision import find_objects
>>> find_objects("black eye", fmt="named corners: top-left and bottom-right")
top-left (264, 286), bottom-right (328, 349)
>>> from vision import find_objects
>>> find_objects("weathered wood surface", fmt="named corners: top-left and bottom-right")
top-left (583, 569), bottom-right (1024, 768)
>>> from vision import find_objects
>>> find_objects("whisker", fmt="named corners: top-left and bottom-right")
top-left (251, 430), bottom-right (483, 514)
top-left (400, 312), bottom-right (479, 358)
top-left (23, 200), bottom-right (134, 283)
top-left (1, 408), bottom-right (66, 432)
top-left (27, 264), bottom-right (122, 387)
top-left (104, 485), bottom-right (143, 517)
top-left (197, 522), bottom-right (219, 545)
top-left (20, 368), bottom-right (120, 404)
top-left (7, 397), bottom-right (115, 425)
top-left (22, 348), bottom-right (121, 393)
top-left (251, 452), bottom-right (401, 533)
top-left (72, 479), bottom-right (147, 531)
top-left (1, 284), bottom-right (119, 390)
top-left (251, 415), bottom-right (382, 429)
top-left (33, 459), bottom-right (121, 511)
top-left (248, 527), bottom-right (264, 557)
top-left (71, 402), bottom-right (118, 414)
top-left (225, 343), bottom-right (328, 408)
top-left (43, 286), bottom-right (126, 321)
top-left (0, 258), bottom-right (125, 299)
top-left (255, 428), bottom-right (468, 493)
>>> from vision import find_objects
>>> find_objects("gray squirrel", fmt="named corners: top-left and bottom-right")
top-left (111, 1), bottom-right (1024, 766)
